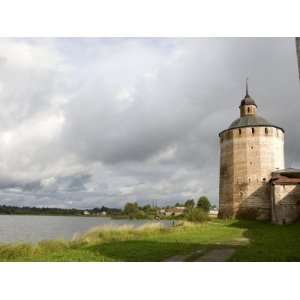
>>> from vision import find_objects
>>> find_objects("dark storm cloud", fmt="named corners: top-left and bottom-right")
top-left (0, 38), bottom-right (299, 208)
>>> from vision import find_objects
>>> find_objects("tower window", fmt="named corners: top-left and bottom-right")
top-left (239, 128), bottom-right (242, 135)
top-left (247, 107), bottom-right (250, 113)
top-left (252, 128), bottom-right (255, 134)
top-left (265, 128), bottom-right (268, 135)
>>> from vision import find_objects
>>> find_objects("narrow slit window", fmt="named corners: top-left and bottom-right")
top-left (239, 128), bottom-right (242, 135)
top-left (265, 128), bottom-right (268, 135)
top-left (247, 107), bottom-right (250, 113)
top-left (252, 128), bottom-right (255, 134)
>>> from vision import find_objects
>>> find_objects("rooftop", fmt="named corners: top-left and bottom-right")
top-left (272, 168), bottom-right (300, 177)
top-left (219, 80), bottom-right (284, 136)
top-left (219, 115), bottom-right (284, 136)
top-left (271, 168), bottom-right (300, 185)
top-left (240, 78), bottom-right (257, 107)
top-left (240, 95), bottom-right (257, 108)
top-left (229, 115), bottom-right (274, 129)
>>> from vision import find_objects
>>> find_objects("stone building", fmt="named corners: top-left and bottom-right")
top-left (270, 169), bottom-right (300, 224)
top-left (218, 82), bottom-right (300, 224)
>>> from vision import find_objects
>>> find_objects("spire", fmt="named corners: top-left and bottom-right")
top-left (245, 77), bottom-right (249, 97)
top-left (240, 77), bottom-right (257, 109)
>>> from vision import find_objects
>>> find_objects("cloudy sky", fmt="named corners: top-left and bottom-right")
top-left (0, 38), bottom-right (299, 209)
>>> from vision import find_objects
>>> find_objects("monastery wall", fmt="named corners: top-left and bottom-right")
top-left (271, 184), bottom-right (300, 224)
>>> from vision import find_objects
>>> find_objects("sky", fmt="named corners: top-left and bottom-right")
top-left (0, 37), bottom-right (299, 209)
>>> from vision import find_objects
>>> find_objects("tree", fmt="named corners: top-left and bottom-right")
top-left (142, 204), bottom-right (151, 212)
top-left (184, 199), bottom-right (195, 208)
top-left (124, 202), bottom-right (139, 217)
top-left (197, 196), bottom-right (211, 212)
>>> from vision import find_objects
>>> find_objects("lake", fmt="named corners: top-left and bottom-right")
top-left (0, 215), bottom-right (170, 244)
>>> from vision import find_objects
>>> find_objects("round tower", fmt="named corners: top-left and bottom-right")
top-left (218, 82), bottom-right (285, 220)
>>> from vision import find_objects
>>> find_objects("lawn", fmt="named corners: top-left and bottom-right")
top-left (0, 219), bottom-right (300, 261)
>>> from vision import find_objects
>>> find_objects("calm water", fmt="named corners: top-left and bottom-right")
top-left (0, 215), bottom-right (170, 244)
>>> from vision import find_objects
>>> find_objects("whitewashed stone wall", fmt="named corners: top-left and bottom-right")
top-left (271, 184), bottom-right (300, 224)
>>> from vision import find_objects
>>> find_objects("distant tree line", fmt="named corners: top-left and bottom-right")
top-left (0, 205), bottom-right (121, 216)
top-left (0, 196), bottom-right (216, 223)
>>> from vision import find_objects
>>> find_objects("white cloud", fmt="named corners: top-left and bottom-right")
top-left (0, 38), bottom-right (298, 209)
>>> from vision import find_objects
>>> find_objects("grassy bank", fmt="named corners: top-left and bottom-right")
top-left (1, 219), bottom-right (300, 261)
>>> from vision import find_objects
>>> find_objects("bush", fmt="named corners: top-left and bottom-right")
top-left (135, 210), bottom-right (146, 219)
top-left (185, 208), bottom-right (209, 223)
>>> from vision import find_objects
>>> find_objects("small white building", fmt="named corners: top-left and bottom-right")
top-left (209, 209), bottom-right (219, 217)
top-left (161, 207), bottom-right (186, 217)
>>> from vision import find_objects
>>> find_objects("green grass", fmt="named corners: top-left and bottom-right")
top-left (229, 220), bottom-right (300, 261)
top-left (1, 220), bottom-right (300, 261)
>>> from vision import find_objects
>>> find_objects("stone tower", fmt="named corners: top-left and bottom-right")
top-left (218, 81), bottom-right (285, 220)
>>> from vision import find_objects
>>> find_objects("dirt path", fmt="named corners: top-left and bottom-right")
top-left (164, 255), bottom-right (190, 262)
top-left (164, 249), bottom-right (205, 262)
top-left (194, 248), bottom-right (236, 262)
top-left (164, 247), bottom-right (235, 262)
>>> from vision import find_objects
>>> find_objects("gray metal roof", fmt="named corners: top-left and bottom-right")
top-left (229, 115), bottom-right (273, 129)
top-left (219, 115), bottom-right (285, 136)
top-left (272, 168), bottom-right (300, 177)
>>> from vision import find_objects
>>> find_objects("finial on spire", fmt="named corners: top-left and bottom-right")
top-left (245, 77), bottom-right (249, 97)
top-left (240, 77), bottom-right (257, 108)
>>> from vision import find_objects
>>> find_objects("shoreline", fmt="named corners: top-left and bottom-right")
top-left (0, 219), bottom-right (299, 261)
